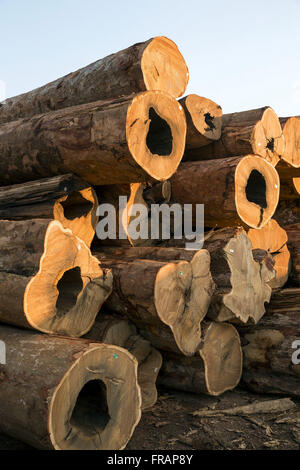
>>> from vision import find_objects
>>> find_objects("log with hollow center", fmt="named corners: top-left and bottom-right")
top-left (158, 322), bottom-right (242, 396)
top-left (239, 288), bottom-right (300, 398)
top-left (0, 36), bottom-right (189, 124)
top-left (0, 174), bottom-right (98, 247)
top-left (152, 155), bottom-right (280, 229)
top-left (248, 220), bottom-right (290, 289)
top-left (0, 219), bottom-right (113, 336)
top-left (0, 91), bottom-right (186, 186)
top-left (85, 313), bottom-right (162, 410)
top-left (184, 107), bottom-right (285, 165)
top-left (0, 325), bottom-right (141, 450)
top-left (179, 94), bottom-right (223, 150)
top-left (93, 249), bottom-right (214, 356)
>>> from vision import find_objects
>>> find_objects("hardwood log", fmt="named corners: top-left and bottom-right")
top-left (85, 313), bottom-right (162, 410)
top-left (0, 36), bottom-right (189, 124)
top-left (154, 155), bottom-right (280, 229)
top-left (158, 322), bottom-right (242, 396)
top-left (93, 249), bottom-right (214, 356)
top-left (0, 325), bottom-right (141, 450)
top-left (0, 174), bottom-right (98, 246)
top-left (279, 116), bottom-right (300, 167)
top-left (284, 224), bottom-right (300, 285)
top-left (184, 107), bottom-right (285, 165)
top-left (239, 289), bottom-right (300, 398)
top-left (0, 219), bottom-right (113, 335)
top-left (0, 91), bottom-right (186, 186)
top-left (179, 94), bottom-right (222, 149)
top-left (279, 176), bottom-right (300, 200)
top-left (248, 220), bottom-right (291, 289)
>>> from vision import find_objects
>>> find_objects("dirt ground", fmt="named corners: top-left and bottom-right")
top-left (1, 386), bottom-right (300, 451)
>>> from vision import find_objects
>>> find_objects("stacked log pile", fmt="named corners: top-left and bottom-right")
top-left (0, 35), bottom-right (299, 451)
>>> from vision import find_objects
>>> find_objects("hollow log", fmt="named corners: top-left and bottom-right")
top-left (158, 322), bottom-right (242, 396)
top-left (0, 219), bottom-right (113, 336)
top-left (156, 155), bottom-right (280, 229)
top-left (248, 220), bottom-right (291, 289)
top-left (239, 288), bottom-right (300, 398)
top-left (0, 91), bottom-right (186, 186)
top-left (0, 325), bottom-right (141, 450)
top-left (284, 224), bottom-right (300, 285)
top-left (179, 94), bottom-right (222, 149)
top-left (279, 116), bottom-right (300, 167)
top-left (0, 174), bottom-right (98, 246)
top-left (0, 36), bottom-right (189, 124)
top-left (184, 107), bottom-right (284, 165)
top-left (85, 313), bottom-right (162, 410)
top-left (93, 249), bottom-right (214, 356)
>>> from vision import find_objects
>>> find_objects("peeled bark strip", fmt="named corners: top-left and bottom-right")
top-left (179, 94), bottom-right (222, 149)
top-left (93, 249), bottom-right (214, 356)
top-left (0, 219), bottom-right (112, 336)
top-left (158, 322), bottom-right (242, 396)
top-left (185, 107), bottom-right (285, 165)
top-left (0, 91), bottom-right (186, 186)
top-left (248, 220), bottom-right (291, 289)
top-left (239, 289), bottom-right (300, 398)
top-left (167, 155), bottom-right (280, 228)
top-left (0, 174), bottom-right (98, 246)
top-left (204, 228), bottom-right (275, 324)
top-left (279, 117), bottom-right (300, 167)
top-left (285, 224), bottom-right (300, 285)
top-left (85, 314), bottom-right (162, 410)
top-left (0, 325), bottom-right (141, 450)
top-left (0, 36), bottom-right (189, 124)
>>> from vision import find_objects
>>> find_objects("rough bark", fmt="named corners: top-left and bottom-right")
top-left (0, 325), bottom-right (141, 450)
top-left (179, 94), bottom-right (222, 149)
top-left (279, 176), bottom-right (300, 200)
top-left (93, 249), bottom-right (214, 356)
top-left (248, 220), bottom-right (291, 289)
top-left (85, 313), bottom-right (162, 410)
top-left (239, 289), bottom-right (300, 398)
top-left (274, 199), bottom-right (300, 226)
top-left (0, 36), bottom-right (189, 124)
top-left (0, 219), bottom-right (112, 336)
top-left (0, 174), bottom-right (98, 246)
top-left (184, 107), bottom-right (284, 165)
top-left (158, 322), bottom-right (242, 395)
top-left (285, 224), bottom-right (300, 286)
top-left (0, 91), bottom-right (186, 186)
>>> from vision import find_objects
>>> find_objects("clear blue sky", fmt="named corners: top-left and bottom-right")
top-left (1, 0), bottom-right (300, 116)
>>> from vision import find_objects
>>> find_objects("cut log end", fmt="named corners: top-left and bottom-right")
top-left (126, 91), bottom-right (187, 181)
top-left (180, 94), bottom-right (223, 148)
top-left (199, 322), bottom-right (242, 396)
top-left (141, 36), bottom-right (189, 99)
top-left (154, 249), bottom-right (214, 356)
top-left (252, 107), bottom-right (284, 165)
top-left (49, 344), bottom-right (141, 450)
top-left (24, 221), bottom-right (113, 336)
top-left (235, 155), bottom-right (280, 229)
top-left (280, 117), bottom-right (300, 167)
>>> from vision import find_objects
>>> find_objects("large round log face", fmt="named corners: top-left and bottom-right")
top-left (280, 116), bottom-right (300, 167)
top-left (235, 155), bottom-right (280, 228)
top-left (126, 91), bottom-right (186, 181)
top-left (141, 36), bottom-right (189, 99)
top-left (251, 108), bottom-right (284, 166)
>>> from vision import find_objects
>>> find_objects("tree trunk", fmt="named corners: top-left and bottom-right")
top-left (93, 249), bottom-right (214, 356)
top-left (0, 174), bottom-right (98, 247)
top-left (0, 91), bottom-right (186, 186)
top-left (285, 224), bottom-right (300, 286)
top-left (158, 322), bottom-right (242, 395)
top-left (0, 325), bottom-right (141, 450)
top-left (247, 219), bottom-right (291, 289)
top-left (239, 288), bottom-right (300, 398)
top-left (184, 107), bottom-right (284, 165)
top-left (164, 156), bottom-right (280, 229)
top-left (179, 94), bottom-right (222, 149)
top-left (279, 176), bottom-right (300, 200)
top-left (0, 219), bottom-right (112, 336)
top-left (85, 313), bottom-right (162, 410)
top-left (0, 36), bottom-right (188, 124)
top-left (279, 116), bottom-right (300, 167)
